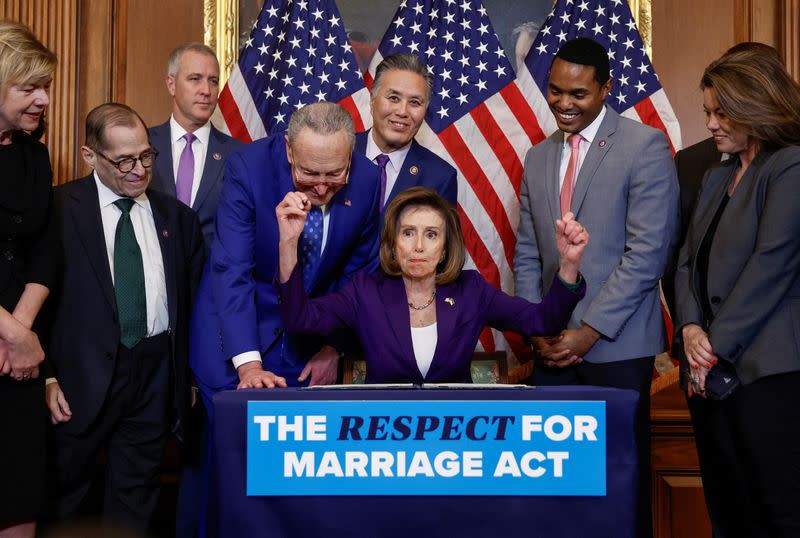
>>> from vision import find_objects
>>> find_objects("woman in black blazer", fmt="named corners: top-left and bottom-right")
top-left (0, 21), bottom-right (57, 537)
top-left (674, 48), bottom-right (800, 538)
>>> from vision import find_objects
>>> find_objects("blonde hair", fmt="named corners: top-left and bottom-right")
top-left (701, 49), bottom-right (800, 148)
top-left (0, 21), bottom-right (57, 91)
top-left (379, 187), bottom-right (465, 285)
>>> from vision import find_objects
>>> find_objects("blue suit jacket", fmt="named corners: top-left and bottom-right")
top-left (355, 130), bottom-right (458, 206)
top-left (148, 121), bottom-right (246, 250)
top-left (279, 267), bottom-right (584, 383)
top-left (190, 133), bottom-right (381, 391)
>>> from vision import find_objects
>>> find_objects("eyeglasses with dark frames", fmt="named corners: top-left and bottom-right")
top-left (94, 147), bottom-right (158, 174)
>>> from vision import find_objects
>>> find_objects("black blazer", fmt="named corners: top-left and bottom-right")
top-left (674, 146), bottom-right (800, 385)
top-left (663, 137), bottom-right (722, 314)
top-left (0, 131), bottom-right (57, 310)
top-left (46, 175), bottom-right (204, 435)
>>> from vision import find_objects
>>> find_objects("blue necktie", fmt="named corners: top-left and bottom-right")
top-left (300, 206), bottom-right (323, 292)
top-left (375, 153), bottom-right (390, 211)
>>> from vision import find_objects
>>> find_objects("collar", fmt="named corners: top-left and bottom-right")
top-left (94, 172), bottom-right (150, 210)
top-left (170, 115), bottom-right (211, 146)
top-left (365, 129), bottom-right (413, 171)
top-left (562, 105), bottom-right (607, 146)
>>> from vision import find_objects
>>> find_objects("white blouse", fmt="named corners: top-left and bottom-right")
top-left (410, 323), bottom-right (438, 378)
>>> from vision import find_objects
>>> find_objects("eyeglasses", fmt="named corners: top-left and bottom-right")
top-left (94, 147), bottom-right (158, 173)
top-left (291, 158), bottom-right (351, 188)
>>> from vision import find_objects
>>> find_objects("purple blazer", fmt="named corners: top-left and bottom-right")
top-left (278, 268), bottom-right (585, 383)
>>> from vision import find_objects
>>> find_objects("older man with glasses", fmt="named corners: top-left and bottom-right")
top-left (44, 103), bottom-right (204, 531)
top-left (190, 101), bottom-right (380, 402)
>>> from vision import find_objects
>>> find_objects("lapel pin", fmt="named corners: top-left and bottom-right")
top-left (444, 297), bottom-right (454, 306)
top-left (598, 139), bottom-right (607, 148)
top-left (409, 165), bottom-right (419, 176)
top-left (161, 229), bottom-right (169, 238)
top-left (344, 199), bottom-right (352, 207)
top-left (213, 152), bottom-right (223, 160)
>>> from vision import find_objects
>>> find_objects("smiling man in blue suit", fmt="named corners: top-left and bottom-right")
top-left (356, 53), bottom-right (458, 209)
top-left (190, 102), bottom-right (380, 402)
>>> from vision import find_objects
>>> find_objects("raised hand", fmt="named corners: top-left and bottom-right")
top-left (555, 212), bottom-right (589, 283)
top-left (276, 191), bottom-right (312, 244)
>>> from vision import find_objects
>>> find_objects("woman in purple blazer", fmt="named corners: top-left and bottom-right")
top-left (277, 187), bottom-right (589, 384)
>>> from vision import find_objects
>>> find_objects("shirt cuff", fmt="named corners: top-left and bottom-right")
top-left (231, 351), bottom-right (262, 370)
top-left (557, 272), bottom-right (584, 292)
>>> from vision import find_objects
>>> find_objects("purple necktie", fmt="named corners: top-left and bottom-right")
top-left (375, 153), bottom-right (390, 211)
top-left (176, 132), bottom-right (196, 206)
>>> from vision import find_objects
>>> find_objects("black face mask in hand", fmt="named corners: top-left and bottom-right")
top-left (704, 359), bottom-right (741, 400)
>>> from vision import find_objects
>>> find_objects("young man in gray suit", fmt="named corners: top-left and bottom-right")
top-left (513, 38), bottom-right (678, 537)
top-left (148, 42), bottom-right (245, 251)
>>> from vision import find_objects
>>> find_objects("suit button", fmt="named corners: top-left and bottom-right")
top-left (12, 215), bottom-right (22, 224)
top-left (106, 352), bottom-right (114, 360)
top-left (711, 296), bottom-right (721, 305)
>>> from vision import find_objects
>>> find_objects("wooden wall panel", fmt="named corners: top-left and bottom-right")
top-left (783, 0), bottom-right (800, 79)
top-left (123, 0), bottom-right (204, 128)
top-left (652, 0), bottom-right (736, 148)
top-left (1, 0), bottom-right (79, 184)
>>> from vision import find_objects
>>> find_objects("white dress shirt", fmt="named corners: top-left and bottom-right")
top-left (170, 116), bottom-right (211, 207)
top-left (411, 323), bottom-right (438, 379)
top-left (558, 106), bottom-right (607, 189)
top-left (365, 130), bottom-right (413, 206)
top-left (230, 204), bottom-right (331, 370)
top-left (95, 174), bottom-right (169, 336)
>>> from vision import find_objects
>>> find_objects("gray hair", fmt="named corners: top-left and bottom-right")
top-left (167, 42), bottom-right (218, 76)
top-left (286, 102), bottom-right (355, 148)
top-left (371, 53), bottom-right (432, 101)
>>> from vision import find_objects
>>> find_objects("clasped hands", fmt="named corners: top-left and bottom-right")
top-left (682, 323), bottom-right (717, 397)
top-left (532, 324), bottom-right (600, 368)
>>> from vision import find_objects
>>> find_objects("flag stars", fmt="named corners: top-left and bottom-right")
top-left (476, 60), bottom-right (487, 72)
top-left (411, 22), bottom-right (422, 34)
top-left (438, 87), bottom-right (450, 99)
top-left (476, 42), bottom-right (488, 54)
top-left (457, 93), bottom-right (468, 105)
top-left (409, 41), bottom-right (420, 53)
top-left (413, 3), bottom-right (424, 15)
top-left (245, 37), bottom-right (254, 48)
top-left (559, 12), bottom-right (570, 24)
top-left (310, 27), bottom-right (321, 39)
top-left (254, 62), bottom-right (265, 74)
top-left (557, 30), bottom-right (567, 42)
top-left (298, 81), bottom-right (310, 94)
top-left (623, 37), bottom-right (635, 49)
top-left (478, 23), bottom-right (488, 35)
top-left (441, 68), bottom-right (452, 81)
top-left (637, 62), bottom-right (649, 74)
top-left (494, 65), bottom-right (506, 77)
top-left (442, 49), bottom-right (453, 62)
top-left (322, 52), bottom-right (333, 65)
top-left (621, 56), bottom-right (632, 68)
top-left (328, 15), bottom-right (340, 27)
top-left (635, 81), bottom-right (647, 93)
top-left (266, 5), bottom-right (278, 17)
top-left (390, 34), bottom-right (403, 47)
top-left (460, 0), bottom-right (472, 12)
top-left (615, 92), bottom-right (626, 104)
top-left (476, 79), bottom-right (487, 91)
top-left (335, 78), bottom-right (347, 91)
top-left (458, 73), bottom-right (470, 85)
top-left (261, 25), bottom-right (273, 37)
top-left (268, 67), bottom-right (279, 80)
top-left (437, 106), bottom-right (449, 118)
top-left (536, 42), bottom-right (548, 54)
top-left (444, 12), bottom-right (456, 24)
top-left (278, 93), bottom-right (289, 105)
top-left (311, 8), bottom-right (323, 20)
top-left (338, 59), bottom-right (350, 71)
top-left (610, 13), bottom-right (621, 25)
top-left (443, 31), bottom-right (454, 43)
top-left (592, 23), bottom-right (603, 35)
top-left (576, 19), bottom-right (587, 30)
top-left (274, 111), bottom-right (286, 124)
top-left (325, 34), bottom-right (336, 47)
top-left (626, 19), bottom-right (637, 32)
top-left (289, 36), bottom-right (301, 49)
top-left (578, 0), bottom-right (589, 11)
top-left (315, 90), bottom-right (326, 102)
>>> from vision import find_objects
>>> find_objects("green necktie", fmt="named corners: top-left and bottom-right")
top-left (113, 198), bottom-right (147, 349)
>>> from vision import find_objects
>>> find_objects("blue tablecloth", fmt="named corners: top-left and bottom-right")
top-left (209, 386), bottom-right (639, 538)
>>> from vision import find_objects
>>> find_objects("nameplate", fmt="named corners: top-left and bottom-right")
top-left (246, 400), bottom-right (606, 496)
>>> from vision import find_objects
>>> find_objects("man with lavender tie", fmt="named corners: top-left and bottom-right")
top-left (513, 38), bottom-right (678, 537)
top-left (355, 53), bottom-right (457, 210)
top-left (147, 42), bottom-right (244, 538)
top-left (149, 42), bottom-right (245, 251)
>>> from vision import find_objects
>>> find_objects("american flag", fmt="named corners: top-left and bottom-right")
top-left (216, 0), bottom-right (372, 141)
top-left (517, 0), bottom-right (681, 151)
top-left (357, 0), bottom-right (542, 354)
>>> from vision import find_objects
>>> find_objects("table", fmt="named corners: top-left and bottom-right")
top-left (209, 386), bottom-right (639, 538)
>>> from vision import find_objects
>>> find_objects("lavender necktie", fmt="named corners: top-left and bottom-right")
top-left (375, 153), bottom-right (390, 211)
top-left (176, 132), bottom-right (196, 206)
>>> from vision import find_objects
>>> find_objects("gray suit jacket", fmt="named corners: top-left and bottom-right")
top-left (149, 121), bottom-right (245, 250)
top-left (674, 146), bottom-right (800, 384)
top-left (514, 107), bottom-right (679, 363)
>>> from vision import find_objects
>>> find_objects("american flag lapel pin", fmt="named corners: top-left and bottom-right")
top-left (598, 139), bottom-right (607, 148)
top-left (161, 229), bottom-right (169, 239)
top-left (213, 152), bottom-right (222, 160)
top-left (344, 199), bottom-right (352, 207)
top-left (445, 297), bottom-right (454, 306)
top-left (410, 165), bottom-right (419, 176)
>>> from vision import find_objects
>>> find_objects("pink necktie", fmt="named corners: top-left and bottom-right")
top-left (176, 132), bottom-right (196, 206)
top-left (560, 133), bottom-right (582, 217)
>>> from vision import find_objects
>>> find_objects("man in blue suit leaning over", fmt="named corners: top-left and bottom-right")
top-left (356, 53), bottom-right (458, 208)
top-left (190, 102), bottom-right (380, 402)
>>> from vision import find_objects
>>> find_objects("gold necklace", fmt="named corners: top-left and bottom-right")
top-left (408, 290), bottom-right (436, 311)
